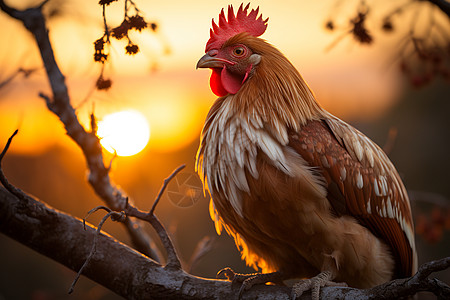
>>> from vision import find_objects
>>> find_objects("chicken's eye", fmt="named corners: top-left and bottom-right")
top-left (232, 46), bottom-right (246, 57)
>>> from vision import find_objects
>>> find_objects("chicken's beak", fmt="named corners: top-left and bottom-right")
top-left (196, 53), bottom-right (232, 69)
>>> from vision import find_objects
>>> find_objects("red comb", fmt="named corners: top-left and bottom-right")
top-left (205, 3), bottom-right (268, 51)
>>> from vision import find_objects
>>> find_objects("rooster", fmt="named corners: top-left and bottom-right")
top-left (196, 4), bottom-right (417, 299)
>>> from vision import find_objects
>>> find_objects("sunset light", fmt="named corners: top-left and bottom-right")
top-left (0, 0), bottom-right (449, 299)
top-left (97, 110), bottom-right (150, 156)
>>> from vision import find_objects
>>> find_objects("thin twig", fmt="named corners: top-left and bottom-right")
top-left (121, 164), bottom-right (187, 270)
top-left (116, 205), bottom-right (182, 269)
top-left (83, 206), bottom-right (112, 230)
top-left (106, 152), bottom-right (117, 172)
top-left (188, 236), bottom-right (216, 273)
top-left (75, 164), bottom-right (186, 275)
top-left (148, 214), bottom-right (181, 269)
top-left (69, 210), bottom-right (125, 294)
top-left (0, 130), bottom-right (28, 200)
top-left (102, 4), bottom-right (110, 42)
top-left (37, 0), bottom-right (49, 9)
top-left (149, 164), bottom-right (186, 215)
top-left (383, 0), bottom-right (415, 20)
top-left (0, 130), bottom-right (17, 161)
top-left (0, 0), bottom-right (160, 261)
top-left (324, 28), bottom-right (352, 52)
top-left (0, 68), bottom-right (38, 90)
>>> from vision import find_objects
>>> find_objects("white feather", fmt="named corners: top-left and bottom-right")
top-left (386, 196), bottom-right (394, 219)
top-left (374, 178), bottom-right (381, 197)
top-left (340, 167), bottom-right (347, 181)
top-left (352, 137), bottom-right (364, 162)
top-left (356, 171), bottom-right (363, 189)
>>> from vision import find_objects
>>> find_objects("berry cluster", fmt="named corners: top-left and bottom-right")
top-left (350, 10), bottom-right (373, 45)
top-left (93, 0), bottom-right (157, 90)
top-left (399, 38), bottom-right (450, 88)
top-left (416, 208), bottom-right (450, 244)
top-left (325, 0), bottom-right (449, 87)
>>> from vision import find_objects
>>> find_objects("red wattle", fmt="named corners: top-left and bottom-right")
top-left (221, 66), bottom-right (245, 95)
top-left (210, 68), bottom-right (228, 97)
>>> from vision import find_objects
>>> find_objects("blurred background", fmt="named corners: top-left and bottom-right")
top-left (0, 0), bottom-right (449, 299)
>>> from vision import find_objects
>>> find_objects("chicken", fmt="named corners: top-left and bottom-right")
top-left (196, 4), bottom-right (417, 299)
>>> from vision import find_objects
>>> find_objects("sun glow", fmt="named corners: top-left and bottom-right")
top-left (97, 110), bottom-right (150, 157)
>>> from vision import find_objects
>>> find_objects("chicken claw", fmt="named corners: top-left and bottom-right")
top-left (217, 267), bottom-right (284, 299)
top-left (291, 271), bottom-right (347, 300)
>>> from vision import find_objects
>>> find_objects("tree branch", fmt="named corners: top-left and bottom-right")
top-left (69, 208), bottom-right (126, 294)
top-left (0, 130), bottom-right (449, 299)
top-left (2, 129), bottom-right (447, 298)
top-left (0, 187), bottom-right (295, 299)
top-left (0, 0), bottom-right (162, 262)
top-left (1, 183), bottom-right (448, 299)
top-left (368, 257), bottom-right (450, 299)
top-left (150, 164), bottom-right (186, 215)
top-left (0, 67), bottom-right (39, 90)
top-left (1, 1), bottom-right (449, 299)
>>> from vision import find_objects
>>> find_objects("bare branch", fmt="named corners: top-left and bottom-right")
top-left (0, 0), bottom-right (161, 262)
top-left (150, 164), bottom-right (186, 215)
top-left (83, 205), bottom-right (112, 230)
top-left (368, 257), bottom-right (450, 299)
top-left (1, 1), bottom-right (449, 299)
top-left (0, 155), bottom-right (449, 298)
top-left (0, 130), bottom-right (27, 200)
top-left (0, 67), bottom-right (39, 90)
top-left (0, 186), bottom-right (294, 299)
top-left (75, 164), bottom-right (187, 278)
top-left (0, 130), bottom-right (17, 161)
top-left (124, 165), bottom-right (186, 270)
top-left (326, 0), bottom-right (450, 86)
top-left (69, 210), bottom-right (125, 294)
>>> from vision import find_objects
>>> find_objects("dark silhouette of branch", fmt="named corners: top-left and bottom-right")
top-left (0, 184), bottom-right (293, 299)
top-left (0, 0), bottom-right (162, 262)
top-left (69, 208), bottom-right (126, 294)
top-left (69, 162), bottom-right (184, 293)
top-left (368, 257), bottom-right (450, 299)
top-left (150, 164), bottom-right (186, 215)
top-left (325, 0), bottom-right (450, 87)
top-left (0, 67), bottom-right (39, 90)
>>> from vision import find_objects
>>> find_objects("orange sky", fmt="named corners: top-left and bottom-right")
top-left (0, 0), bottom-right (428, 155)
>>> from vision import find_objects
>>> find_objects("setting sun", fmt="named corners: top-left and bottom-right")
top-left (97, 110), bottom-right (150, 157)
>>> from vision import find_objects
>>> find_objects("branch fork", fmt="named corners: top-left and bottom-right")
top-left (69, 164), bottom-right (186, 293)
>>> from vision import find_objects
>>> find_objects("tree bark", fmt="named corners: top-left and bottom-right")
top-left (0, 187), bottom-right (294, 299)
top-left (0, 1), bottom-right (448, 299)
top-left (0, 0), bottom-right (161, 262)
top-left (1, 186), bottom-right (448, 299)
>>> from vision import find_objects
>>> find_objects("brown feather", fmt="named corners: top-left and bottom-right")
top-left (288, 120), bottom-right (416, 278)
top-left (196, 33), bottom-right (417, 289)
